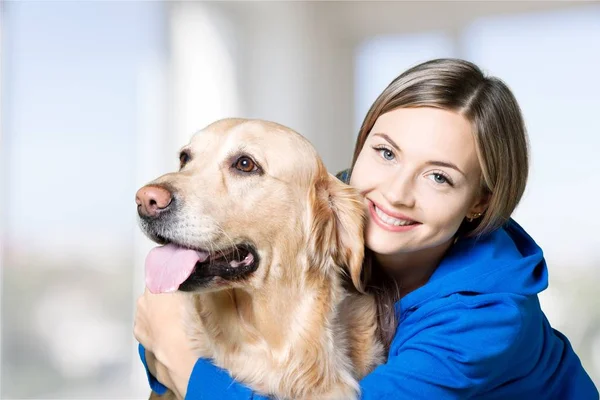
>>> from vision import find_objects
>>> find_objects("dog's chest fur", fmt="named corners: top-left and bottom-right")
top-left (180, 287), bottom-right (384, 400)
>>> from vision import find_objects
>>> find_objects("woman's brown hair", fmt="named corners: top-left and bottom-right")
top-left (351, 58), bottom-right (530, 352)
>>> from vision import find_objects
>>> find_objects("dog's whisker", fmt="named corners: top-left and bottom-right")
top-left (218, 227), bottom-right (241, 264)
top-left (199, 214), bottom-right (240, 265)
top-left (201, 216), bottom-right (232, 265)
top-left (208, 240), bottom-right (217, 269)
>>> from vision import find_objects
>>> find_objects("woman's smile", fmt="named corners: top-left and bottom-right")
top-left (368, 199), bottom-right (421, 232)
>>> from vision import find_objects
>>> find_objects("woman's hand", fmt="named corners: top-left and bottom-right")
top-left (134, 288), bottom-right (198, 398)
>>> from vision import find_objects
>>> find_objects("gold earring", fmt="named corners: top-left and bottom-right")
top-left (467, 212), bottom-right (482, 222)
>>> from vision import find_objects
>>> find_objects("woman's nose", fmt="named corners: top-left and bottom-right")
top-left (381, 171), bottom-right (416, 208)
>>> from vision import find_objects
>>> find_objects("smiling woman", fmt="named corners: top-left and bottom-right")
top-left (346, 59), bottom-right (531, 351)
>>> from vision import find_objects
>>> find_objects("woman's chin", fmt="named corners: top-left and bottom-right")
top-left (365, 236), bottom-right (418, 256)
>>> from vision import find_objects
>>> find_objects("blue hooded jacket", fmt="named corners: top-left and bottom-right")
top-left (139, 219), bottom-right (598, 399)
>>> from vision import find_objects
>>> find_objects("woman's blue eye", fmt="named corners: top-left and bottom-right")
top-left (371, 145), bottom-right (395, 161)
top-left (380, 149), bottom-right (394, 160)
top-left (430, 172), bottom-right (453, 186)
top-left (433, 173), bottom-right (446, 184)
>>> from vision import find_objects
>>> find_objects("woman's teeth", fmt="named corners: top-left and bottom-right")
top-left (375, 206), bottom-right (416, 226)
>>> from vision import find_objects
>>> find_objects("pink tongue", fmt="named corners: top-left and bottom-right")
top-left (145, 243), bottom-right (209, 294)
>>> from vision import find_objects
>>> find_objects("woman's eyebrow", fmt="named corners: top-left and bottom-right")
top-left (372, 133), bottom-right (400, 151)
top-left (426, 160), bottom-right (466, 177)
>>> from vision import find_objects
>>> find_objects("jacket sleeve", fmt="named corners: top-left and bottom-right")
top-left (138, 343), bottom-right (269, 399)
top-left (138, 343), bottom-right (168, 395)
top-left (335, 169), bottom-right (351, 184)
top-left (140, 299), bottom-right (524, 399)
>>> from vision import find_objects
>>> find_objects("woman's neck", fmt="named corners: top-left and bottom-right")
top-left (374, 238), bottom-right (453, 298)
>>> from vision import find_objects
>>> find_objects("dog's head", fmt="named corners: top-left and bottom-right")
top-left (136, 118), bottom-right (366, 295)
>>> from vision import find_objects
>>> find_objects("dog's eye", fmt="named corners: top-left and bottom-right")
top-left (179, 151), bottom-right (190, 169)
top-left (234, 156), bottom-right (258, 173)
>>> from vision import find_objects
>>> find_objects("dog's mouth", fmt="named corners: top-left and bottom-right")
top-left (144, 241), bottom-right (259, 294)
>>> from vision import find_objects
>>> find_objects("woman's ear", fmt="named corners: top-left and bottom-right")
top-left (466, 192), bottom-right (490, 220)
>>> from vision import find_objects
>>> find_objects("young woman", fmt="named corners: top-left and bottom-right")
top-left (134, 58), bottom-right (598, 399)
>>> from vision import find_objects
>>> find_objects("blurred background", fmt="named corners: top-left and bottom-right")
top-left (1, 0), bottom-right (599, 398)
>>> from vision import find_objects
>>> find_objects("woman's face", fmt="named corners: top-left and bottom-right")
top-left (350, 107), bottom-right (488, 258)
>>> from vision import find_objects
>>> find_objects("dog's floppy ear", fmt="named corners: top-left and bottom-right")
top-left (307, 173), bottom-right (366, 293)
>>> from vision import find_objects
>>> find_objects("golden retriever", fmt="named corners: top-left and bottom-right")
top-left (136, 118), bottom-right (384, 400)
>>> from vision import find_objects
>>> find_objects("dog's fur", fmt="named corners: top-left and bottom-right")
top-left (138, 119), bottom-right (384, 400)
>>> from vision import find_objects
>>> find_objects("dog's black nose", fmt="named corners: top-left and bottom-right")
top-left (135, 185), bottom-right (173, 218)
